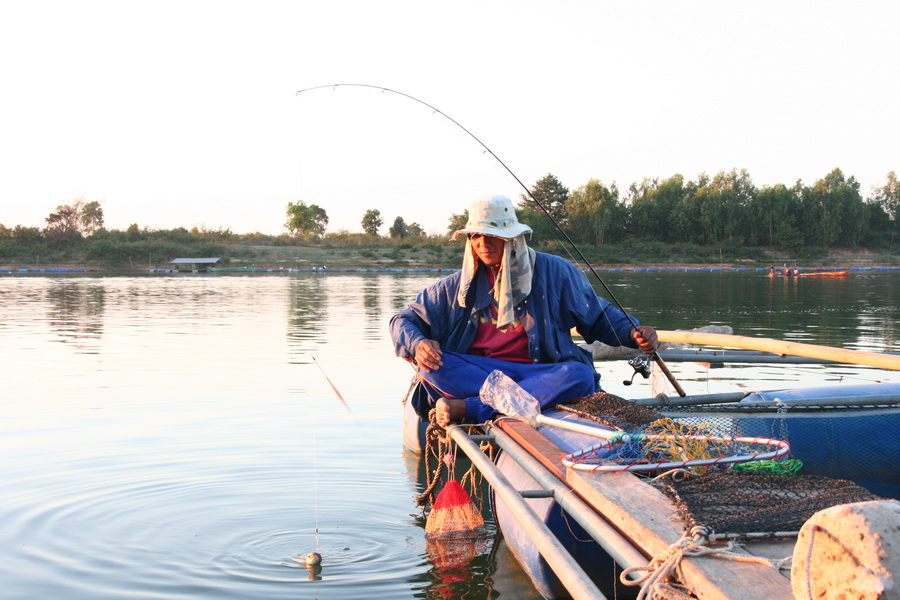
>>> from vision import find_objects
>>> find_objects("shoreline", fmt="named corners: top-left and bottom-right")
top-left (3, 247), bottom-right (899, 275)
top-left (4, 264), bottom-right (899, 275)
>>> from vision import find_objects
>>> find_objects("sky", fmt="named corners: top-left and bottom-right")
top-left (1, 1), bottom-right (898, 236)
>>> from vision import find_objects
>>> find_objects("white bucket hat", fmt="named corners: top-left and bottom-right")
top-left (451, 194), bottom-right (533, 240)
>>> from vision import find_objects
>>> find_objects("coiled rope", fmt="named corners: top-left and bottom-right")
top-left (620, 526), bottom-right (792, 600)
top-left (416, 408), bottom-right (450, 508)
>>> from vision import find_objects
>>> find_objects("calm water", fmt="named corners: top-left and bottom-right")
top-left (2, 270), bottom-right (899, 599)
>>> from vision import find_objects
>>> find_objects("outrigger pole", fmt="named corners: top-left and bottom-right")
top-left (296, 83), bottom-right (686, 396)
top-left (657, 330), bottom-right (900, 371)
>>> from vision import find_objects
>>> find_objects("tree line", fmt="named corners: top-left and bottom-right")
top-left (3, 168), bottom-right (898, 266)
top-left (515, 169), bottom-right (900, 250)
top-left (283, 168), bottom-right (900, 250)
top-left (284, 202), bottom-right (427, 239)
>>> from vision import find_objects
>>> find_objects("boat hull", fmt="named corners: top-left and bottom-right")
top-left (492, 442), bottom-right (625, 599)
top-left (403, 381), bottom-right (900, 598)
top-left (797, 270), bottom-right (849, 277)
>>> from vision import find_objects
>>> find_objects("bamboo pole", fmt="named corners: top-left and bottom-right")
top-left (657, 330), bottom-right (900, 371)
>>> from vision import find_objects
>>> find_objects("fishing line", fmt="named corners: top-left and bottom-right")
top-left (290, 381), bottom-right (321, 566)
top-left (312, 407), bottom-right (320, 554)
top-left (296, 83), bottom-right (685, 395)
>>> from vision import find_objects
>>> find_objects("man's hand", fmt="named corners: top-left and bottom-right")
top-left (414, 339), bottom-right (443, 373)
top-left (631, 326), bottom-right (659, 354)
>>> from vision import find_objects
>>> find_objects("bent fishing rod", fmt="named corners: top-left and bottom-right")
top-left (295, 83), bottom-right (686, 397)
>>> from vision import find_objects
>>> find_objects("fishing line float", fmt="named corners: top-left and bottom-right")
top-left (311, 354), bottom-right (352, 412)
top-left (296, 83), bottom-right (685, 397)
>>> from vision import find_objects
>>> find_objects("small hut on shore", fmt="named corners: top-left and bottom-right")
top-left (169, 258), bottom-right (220, 272)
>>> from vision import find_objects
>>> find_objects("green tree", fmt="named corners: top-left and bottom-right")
top-left (699, 169), bottom-right (756, 245)
top-left (567, 179), bottom-right (622, 245)
top-left (519, 173), bottom-right (569, 226)
top-left (407, 222), bottom-right (426, 237)
top-left (626, 175), bottom-right (686, 242)
top-left (44, 197), bottom-right (105, 242)
top-left (447, 210), bottom-right (468, 235)
top-left (285, 200), bottom-right (328, 238)
top-left (872, 171), bottom-right (900, 222)
top-left (799, 169), bottom-right (865, 246)
top-left (361, 209), bottom-right (383, 235)
top-left (44, 202), bottom-right (83, 242)
top-left (80, 200), bottom-right (104, 235)
top-left (515, 204), bottom-right (558, 240)
top-left (13, 225), bottom-right (42, 243)
top-left (755, 184), bottom-right (802, 247)
top-left (388, 216), bottom-right (408, 239)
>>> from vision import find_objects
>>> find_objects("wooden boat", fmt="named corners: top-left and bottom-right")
top-left (797, 270), bottom-right (849, 277)
top-left (403, 333), bottom-right (900, 599)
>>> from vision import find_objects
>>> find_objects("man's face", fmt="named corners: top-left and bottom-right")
top-left (469, 233), bottom-right (506, 268)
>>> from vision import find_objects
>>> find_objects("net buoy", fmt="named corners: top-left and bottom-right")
top-left (792, 500), bottom-right (900, 600)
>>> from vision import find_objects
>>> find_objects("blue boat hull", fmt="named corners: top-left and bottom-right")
top-left (665, 383), bottom-right (900, 499)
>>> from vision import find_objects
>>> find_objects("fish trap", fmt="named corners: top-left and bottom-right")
top-left (657, 471), bottom-right (883, 538)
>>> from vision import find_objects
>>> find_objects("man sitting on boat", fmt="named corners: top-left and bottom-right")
top-left (389, 194), bottom-right (659, 427)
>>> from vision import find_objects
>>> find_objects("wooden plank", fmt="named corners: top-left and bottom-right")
top-left (495, 419), bottom-right (569, 481)
top-left (566, 468), bottom-right (794, 600)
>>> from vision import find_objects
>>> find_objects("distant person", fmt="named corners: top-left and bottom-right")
top-left (389, 194), bottom-right (658, 427)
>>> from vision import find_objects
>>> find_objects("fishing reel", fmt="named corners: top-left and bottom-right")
top-left (623, 354), bottom-right (651, 386)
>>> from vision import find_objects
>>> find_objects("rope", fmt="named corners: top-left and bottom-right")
top-left (415, 408), bottom-right (451, 508)
top-left (415, 408), bottom-right (495, 510)
top-left (620, 526), bottom-right (791, 600)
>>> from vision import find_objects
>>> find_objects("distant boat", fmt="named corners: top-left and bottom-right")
top-left (797, 270), bottom-right (850, 277)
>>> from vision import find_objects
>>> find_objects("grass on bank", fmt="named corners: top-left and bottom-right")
top-left (3, 230), bottom-right (899, 272)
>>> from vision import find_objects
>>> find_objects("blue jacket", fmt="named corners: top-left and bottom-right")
top-left (389, 251), bottom-right (639, 383)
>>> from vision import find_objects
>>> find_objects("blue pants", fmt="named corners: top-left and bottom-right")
top-left (417, 351), bottom-right (597, 423)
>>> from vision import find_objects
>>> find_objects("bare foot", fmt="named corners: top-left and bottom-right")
top-left (435, 397), bottom-right (466, 427)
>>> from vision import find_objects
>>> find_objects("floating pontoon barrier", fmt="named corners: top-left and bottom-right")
top-left (134, 265), bottom-right (898, 275)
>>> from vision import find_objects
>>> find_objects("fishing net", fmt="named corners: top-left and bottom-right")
top-left (560, 392), bottom-right (887, 538)
top-left (557, 393), bottom-right (790, 473)
top-left (558, 391), bottom-right (661, 431)
top-left (656, 471), bottom-right (882, 539)
top-left (661, 402), bottom-right (900, 500)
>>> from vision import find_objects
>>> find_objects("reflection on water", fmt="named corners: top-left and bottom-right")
top-left (0, 271), bottom-right (899, 599)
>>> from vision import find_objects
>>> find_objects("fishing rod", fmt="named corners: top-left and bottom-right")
top-left (296, 83), bottom-right (686, 397)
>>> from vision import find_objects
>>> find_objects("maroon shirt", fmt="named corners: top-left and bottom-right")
top-left (467, 267), bottom-right (530, 363)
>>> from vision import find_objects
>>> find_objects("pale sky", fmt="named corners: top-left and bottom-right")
top-left (1, 1), bottom-right (897, 236)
